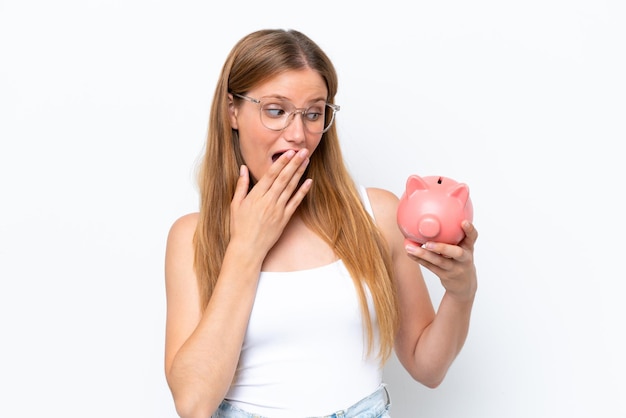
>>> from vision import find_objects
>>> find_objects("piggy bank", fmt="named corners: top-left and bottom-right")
top-left (397, 175), bottom-right (473, 246)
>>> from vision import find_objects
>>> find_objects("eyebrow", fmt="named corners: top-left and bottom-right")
top-left (260, 94), bottom-right (328, 104)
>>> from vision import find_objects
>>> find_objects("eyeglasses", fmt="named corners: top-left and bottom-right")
top-left (233, 93), bottom-right (340, 134)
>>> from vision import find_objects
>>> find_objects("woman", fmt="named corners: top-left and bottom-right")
top-left (164, 28), bottom-right (478, 418)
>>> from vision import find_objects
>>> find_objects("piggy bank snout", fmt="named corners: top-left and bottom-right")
top-left (418, 216), bottom-right (441, 239)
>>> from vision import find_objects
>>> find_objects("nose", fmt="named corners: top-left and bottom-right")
top-left (283, 112), bottom-right (307, 144)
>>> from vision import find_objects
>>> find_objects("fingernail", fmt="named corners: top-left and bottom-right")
top-left (405, 244), bottom-right (418, 253)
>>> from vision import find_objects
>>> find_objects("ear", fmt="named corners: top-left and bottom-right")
top-left (228, 93), bottom-right (239, 130)
top-left (406, 175), bottom-right (428, 195)
top-left (448, 183), bottom-right (470, 205)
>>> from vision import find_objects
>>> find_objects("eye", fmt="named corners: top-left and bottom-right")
top-left (305, 112), bottom-right (322, 122)
top-left (262, 102), bottom-right (289, 119)
top-left (305, 103), bottom-right (325, 121)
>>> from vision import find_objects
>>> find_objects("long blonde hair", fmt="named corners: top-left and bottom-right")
top-left (194, 29), bottom-right (398, 361)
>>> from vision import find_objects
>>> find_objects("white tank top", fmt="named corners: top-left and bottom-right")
top-left (225, 186), bottom-right (382, 417)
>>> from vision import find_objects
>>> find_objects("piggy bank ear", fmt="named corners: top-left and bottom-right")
top-left (406, 175), bottom-right (429, 194)
top-left (448, 183), bottom-right (470, 204)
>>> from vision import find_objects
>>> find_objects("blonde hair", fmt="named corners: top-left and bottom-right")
top-left (194, 29), bottom-right (398, 361)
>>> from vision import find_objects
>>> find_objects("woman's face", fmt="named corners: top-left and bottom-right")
top-left (228, 68), bottom-right (328, 182)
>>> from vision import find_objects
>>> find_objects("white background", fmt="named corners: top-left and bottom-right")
top-left (1, 1), bottom-right (625, 417)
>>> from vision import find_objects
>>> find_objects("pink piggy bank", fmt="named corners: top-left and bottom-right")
top-left (397, 175), bottom-right (473, 246)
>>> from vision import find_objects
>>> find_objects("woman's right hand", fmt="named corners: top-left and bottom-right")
top-left (229, 148), bottom-right (312, 254)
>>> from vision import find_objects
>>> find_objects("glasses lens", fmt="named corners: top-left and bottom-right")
top-left (260, 100), bottom-right (293, 131)
top-left (260, 100), bottom-right (336, 134)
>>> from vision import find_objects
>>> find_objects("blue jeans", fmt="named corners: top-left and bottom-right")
top-left (212, 384), bottom-right (391, 418)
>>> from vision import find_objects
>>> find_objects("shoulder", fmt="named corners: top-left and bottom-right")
top-left (167, 212), bottom-right (199, 243)
top-left (362, 187), bottom-right (402, 244)
top-left (362, 187), bottom-right (407, 258)
top-left (165, 212), bottom-right (199, 269)
top-left (363, 187), bottom-right (400, 224)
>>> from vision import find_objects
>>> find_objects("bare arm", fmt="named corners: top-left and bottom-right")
top-left (367, 187), bottom-right (478, 388)
top-left (164, 217), bottom-right (265, 418)
top-left (164, 150), bottom-right (312, 418)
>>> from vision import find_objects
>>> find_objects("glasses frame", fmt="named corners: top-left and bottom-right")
top-left (232, 93), bottom-right (340, 134)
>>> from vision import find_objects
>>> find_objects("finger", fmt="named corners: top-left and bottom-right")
top-left (284, 178), bottom-right (313, 215)
top-left (421, 241), bottom-right (463, 260)
top-left (232, 165), bottom-right (250, 206)
top-left (414, 257), bottom-right (445, 275)
top-left (460, 220), bottom-right (478, 250)
top-left (275, 155), bottom-right (310, 206)
top-left (254, 150), bottom-right (297, 192)
top-left (407, 250), bottom-right (453, 278)
top-left (406, 242), bottom-right (455, 267)
top-left (261, 149), bottom-right (310, 199)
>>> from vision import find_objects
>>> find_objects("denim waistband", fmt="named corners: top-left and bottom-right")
top-left (212, 384), bottom-right (391, 418)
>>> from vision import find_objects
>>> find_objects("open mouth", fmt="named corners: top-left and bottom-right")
top-left (271, 151), bottom-right (288, 162)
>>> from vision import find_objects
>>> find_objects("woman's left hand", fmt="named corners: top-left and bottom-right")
top-left (405, 220), bottom-right (478, 301)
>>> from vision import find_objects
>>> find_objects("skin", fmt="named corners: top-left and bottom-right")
top-left (164, 68), bottom-right (478, 418)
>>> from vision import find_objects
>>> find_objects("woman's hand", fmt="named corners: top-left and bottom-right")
top-left (404, 221), bottom-right (478, 301)
top-left (229, 149), bottom-right (312, 254)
